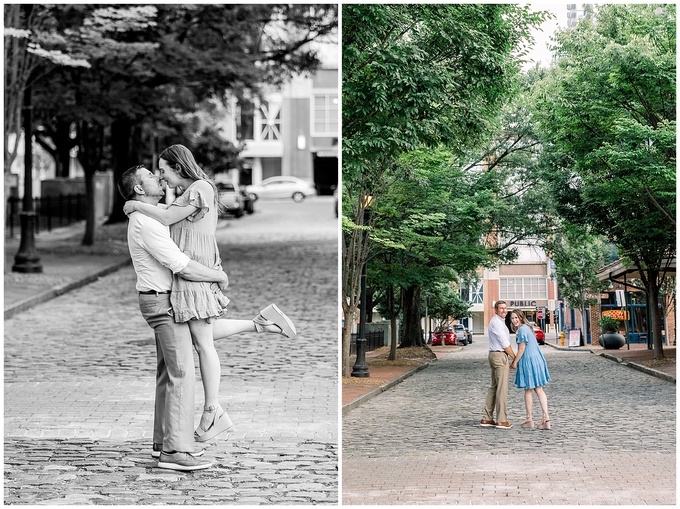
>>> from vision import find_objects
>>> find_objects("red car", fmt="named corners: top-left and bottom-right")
top-left (431, 331), bottom-right (457, 346)
top-left (529, 321), bottom-right (545, 345)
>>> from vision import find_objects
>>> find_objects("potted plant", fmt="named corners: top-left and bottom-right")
top-left (599, 316), bottom-right (625, 349)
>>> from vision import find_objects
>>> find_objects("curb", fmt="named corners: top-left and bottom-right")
top-left (342, 362), bottom-right (432, 416)
top-left (546, 344), bottom-right (675, 383)
top-left (544, 343), bottom-right (592, 352)
top-left (599, 351), bottom-right (675, 384)
top-left (4, 258), bottom-right (132, 320)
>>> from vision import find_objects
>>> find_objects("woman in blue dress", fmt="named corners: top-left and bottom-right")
top-left (509, 309), bottom-right (551, 430)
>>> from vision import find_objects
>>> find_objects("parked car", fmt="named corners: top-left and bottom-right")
top-left (240, 188), bottom-right (255, 214)
top-left (453, 324), bottom-right (473, 344)
top-left (431, 331), bottom-right (457, 346)
top-left (529, 321), bottom-right (545, 345)
top-left (216, 182), bottom-right (244, 218)
top-left (245, 176), bottom-right (317, 203)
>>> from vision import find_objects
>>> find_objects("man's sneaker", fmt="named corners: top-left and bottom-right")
top-left (151, 443), bottom-right (205, 458)
top-left (495, 421), bottom-right (513, 429)
top-left (157, 451), bottom-right (211, 471)
top-left (480, 420), bottom-right (497, 427)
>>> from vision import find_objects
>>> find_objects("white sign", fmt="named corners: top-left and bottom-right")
top-left (615, 289), bottom-right (626, 307)
top-left (568, 329), bottom-right (581, 347)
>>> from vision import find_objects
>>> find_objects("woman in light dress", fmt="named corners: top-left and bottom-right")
top-left (124, 144), bottom-right (296, 442)
top-left (509, 309), bottom-right (551, 430)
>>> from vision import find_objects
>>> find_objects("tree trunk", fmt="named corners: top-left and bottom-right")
top-left (386, 284), bottom-right (398, 361)
top-left (107, 118), bottom-right (136, 224)
top-left (82, 166), bottom-right (96, 245)
top-left (366, 288), bottom-right (375, 324)
top-left (79, 121), bottom-right (102, 246)
top-left (645, 269), bottom-right (665, 359)
top-left (55, 120), bottom-right (74, 178)
top-left (400, 285), bottom-right (424, 348)
top-left (341, 311), bottom-right (354, 378)
top-left (579, 305), bottom-right (587, 346)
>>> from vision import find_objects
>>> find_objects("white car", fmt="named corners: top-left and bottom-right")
top-left (246, 176), bottom-right (317, 203)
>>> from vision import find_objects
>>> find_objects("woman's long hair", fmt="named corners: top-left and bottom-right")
top-left (159, 144), bottom-right (222, 212)
top-left (509, 309), bottom-right (531, 332)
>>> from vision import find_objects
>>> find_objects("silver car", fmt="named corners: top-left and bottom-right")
top-left (453, 324), bottom-right (472, 344)
top-left (246, 176), bottom-right (317, 203)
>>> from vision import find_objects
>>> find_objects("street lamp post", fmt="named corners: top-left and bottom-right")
top-left (351, 194), bottom-right (372, 378)
top-left (425, 295), bottom-right (430, 344)
top-left (13, 84), bottom-right (42, 273)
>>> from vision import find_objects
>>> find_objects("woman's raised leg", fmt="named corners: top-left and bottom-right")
top-left (212, 319), bottom-right (257, 340)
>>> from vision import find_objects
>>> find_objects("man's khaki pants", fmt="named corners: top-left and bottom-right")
top-left (483, 351), bottom-right (510, 423)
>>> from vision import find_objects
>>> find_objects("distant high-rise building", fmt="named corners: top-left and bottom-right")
top-left (566, 3), bottom-right (593, 28)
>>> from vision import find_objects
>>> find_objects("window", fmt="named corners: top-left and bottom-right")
top-left (461, 281), bottom-right (484, 304)
top-left (237, 100), bottom-right (254, 140)
top-left (260, 100), bottom-right (281, 141)
top-left (313, 93), bottom-right (338, 135)
top-left (500, 277), bottom-right (547, 300)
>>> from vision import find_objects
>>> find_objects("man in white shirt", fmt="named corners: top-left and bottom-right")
top-left (118, 165), bottom-right (229, 471)
top-left (481, 300), bottom-right (516, 429)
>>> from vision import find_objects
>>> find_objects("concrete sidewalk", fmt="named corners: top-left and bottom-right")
top-left (4, 221), bottom-right (132, 319)
top-left (342, 346), bottom-right (461, 415)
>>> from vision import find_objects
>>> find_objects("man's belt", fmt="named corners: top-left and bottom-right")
top-left (138, 290), bottom-right (171, 295)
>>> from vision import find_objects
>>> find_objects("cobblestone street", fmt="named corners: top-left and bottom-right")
top-left (5, 198), bottom-right (339, 504)
top-left (342, 338), bottom-right (675, 505)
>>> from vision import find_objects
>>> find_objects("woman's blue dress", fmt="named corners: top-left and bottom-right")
top-left (515, 324), bottom-right (551, 389)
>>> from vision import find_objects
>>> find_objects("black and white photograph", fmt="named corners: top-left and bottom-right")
top-left (5, 3), bottom-right (339, 504)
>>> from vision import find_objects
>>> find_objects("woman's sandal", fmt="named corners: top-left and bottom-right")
top-left (194, 404), bottom-right (234, 443)
top-left (537, 419), bottom-right (551, 430)
top-left (520, 418), bottom-right (535, 429)
top-left (253, 304), bottom-right (297, 338)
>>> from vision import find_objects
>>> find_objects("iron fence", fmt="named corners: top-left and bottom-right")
top-left (5, 194), bottom-right (86, 238)
top-left (350, 330), bottom-right (385, 355)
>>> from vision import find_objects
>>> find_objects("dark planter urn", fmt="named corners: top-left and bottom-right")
top-left (600, 332), bottom-right (625, 350)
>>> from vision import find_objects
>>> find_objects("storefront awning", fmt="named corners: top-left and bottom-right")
top-left (596, 257), bottom-right (676, 282)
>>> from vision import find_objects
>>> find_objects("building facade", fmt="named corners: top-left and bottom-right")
top-left (464, 242), bottom-right (557, 337)
top-left (566, 3), bottom-right (593, 28)
top-left (221, 67), bottom-right (338, 195)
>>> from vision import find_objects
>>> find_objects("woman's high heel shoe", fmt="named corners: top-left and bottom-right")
top-left (520, 418), bottom-right (534, 429)
top-left (194, 404), bottom-right (233, 442)
top-left (537, 419), bottom-right (551, 430)
top-left (253, 304), bottom-right (297, 338)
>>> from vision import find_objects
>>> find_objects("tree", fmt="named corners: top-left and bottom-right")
top-left (533, 4), bottom-right (676, 358)
top-left (426, 282), bottom-right (471, 334)
top-left (4, 4), bottom-right (91, 204)
top-left (7, 4), bottom-right (338, 237)
top-left (545, 224), bottom-right (612, 344)
top-left (341, 4), bottom-right (549, 376)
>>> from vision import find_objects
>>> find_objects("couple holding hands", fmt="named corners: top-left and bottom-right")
top-left (481, 300), bottom-right (552, 431)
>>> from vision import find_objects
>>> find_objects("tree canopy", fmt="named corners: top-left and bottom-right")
top-left (533, 3), bottom-right (676, 357)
